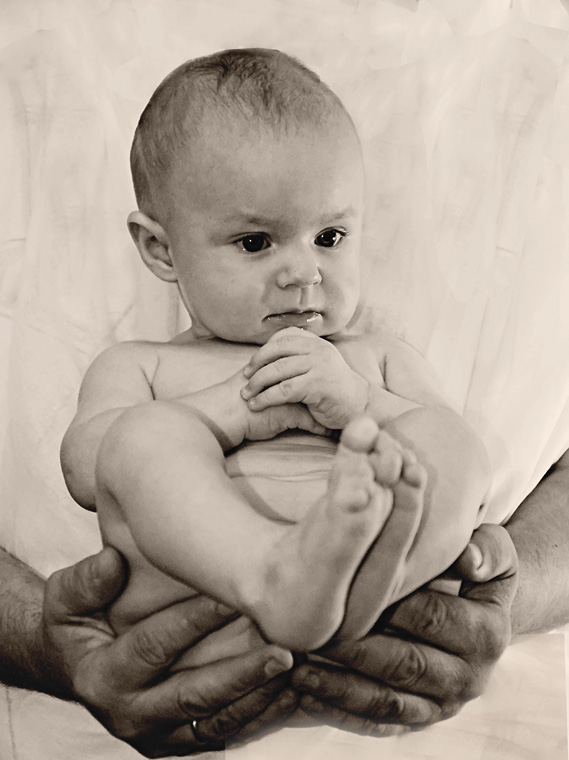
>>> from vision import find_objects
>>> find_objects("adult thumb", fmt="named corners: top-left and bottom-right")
top-left (45, 547), bottom-right (127, 618)
top-left (454, 524), bottom-right (518, 584)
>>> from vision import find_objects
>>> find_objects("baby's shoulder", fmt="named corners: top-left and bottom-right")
top-left (105, 337), bottom-right (251, 398)
top-left (89, 339), bottom-right (162, 374)
top-left (333, 330), bottom-right (411, 361)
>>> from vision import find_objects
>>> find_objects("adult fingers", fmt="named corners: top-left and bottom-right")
top-left (144, 645), bottom-right (294, 723)
top-left (299, 696), bottom-right (412, 737)
top-left (293, 656), bottom-right (453, 715)
top-left (107, 596), bottom-right (240, 688)
top-left (385, 583), bottom-right (513, 661)
top-left (197, 673), bottom-right (297, 743)
top-left (230, 686), bottom-right (299, 742)
top-left (45, 546), bottom-right (126, 620)
top-left (381, 527), bottom-right (517, 659)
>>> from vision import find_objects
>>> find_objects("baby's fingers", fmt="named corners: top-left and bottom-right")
top-left (245, 329), bottom-right (319, 378)
top-left (242, 356), bottom-right (310, 401)
top-left (244, 375), bottom-right (310, 411)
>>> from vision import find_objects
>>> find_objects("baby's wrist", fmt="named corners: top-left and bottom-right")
top-left (177, 372), bottom-right (249, 450)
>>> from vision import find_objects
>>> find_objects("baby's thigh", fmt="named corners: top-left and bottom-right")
top-left (99, 503), bottom-right (265, 667)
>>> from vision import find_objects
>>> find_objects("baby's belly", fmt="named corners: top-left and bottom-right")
top-left (225, 432), bottom-right (336, 523)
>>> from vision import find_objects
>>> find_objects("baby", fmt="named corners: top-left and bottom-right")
top-left (61, 48), bottom-right (490, 656)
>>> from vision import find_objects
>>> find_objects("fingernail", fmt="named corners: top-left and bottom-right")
top-left (240, 386), bottom-right (252, 400)
top-left (243, 365), bottom-right (252, 378)
top-left (277, 689), bottom-right (299, 710)
top-left (468, 542), bottom-right (483, 570)
top-left (298, 669), bottom-right (320, 690)
top-left (248, 398), bottom-right (258, 409)
top-left (301, 694), bottom-right (319, 711)
top-left (265, 658), bottom-right (291, 677)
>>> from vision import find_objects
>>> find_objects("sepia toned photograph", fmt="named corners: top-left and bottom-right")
top-left (0, 1), bottom-right (568, 758)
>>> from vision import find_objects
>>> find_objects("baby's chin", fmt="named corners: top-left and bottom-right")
top-left (188, 314), bottom-right (354, 345)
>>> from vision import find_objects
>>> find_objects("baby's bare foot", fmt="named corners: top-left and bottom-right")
top-left (336, 430), bottom-right (428, 640)
top-left (248, 416), bottom-right (418, 651)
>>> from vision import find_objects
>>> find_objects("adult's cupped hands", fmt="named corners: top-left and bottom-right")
top-left (42, 547), bottom-right (297, 757)
top-left (292, 524), bottom-right (518, 736)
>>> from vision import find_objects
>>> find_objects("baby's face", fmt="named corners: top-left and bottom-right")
top-left (166, 119), bottom-right (364, 344)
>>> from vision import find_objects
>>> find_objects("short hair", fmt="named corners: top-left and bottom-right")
top-left (130, 48), bottom-right (353, 219)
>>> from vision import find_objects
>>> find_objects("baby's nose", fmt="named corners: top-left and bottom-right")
top-left (276, 249), bottom-right (322, 289)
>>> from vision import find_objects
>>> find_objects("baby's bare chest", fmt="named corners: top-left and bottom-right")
top-left (148, 336), bottom-right (383, 401)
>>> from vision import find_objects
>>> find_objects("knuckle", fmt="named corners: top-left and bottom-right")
top-left (471, 611), bottom-right (510, 662)
top-left (417, 593), bottom-right (449, 639)
top-left (460, 661), bottom-right (491, 701)
top-left (330, 677), bottom-right (353, 705)
top-left (57, 562), bottom-right (91, 608)
top-left (201, 703), bottom-right (242, 740)
top-left (176, 683), bottom-right (211, 719)
top-left (368, 688), bottom-right (407, 723)
top-left (341, 641), bottom-right (371, 674)
top-left (130, 628), bottom-right (169, 669)
top-left (383, 643), bottom-right (428, 690)
top-left (278, 379), bottom-right (293, 399)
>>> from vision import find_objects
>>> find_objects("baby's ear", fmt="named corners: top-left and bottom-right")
top-left (127, 211), bottom-right (177, 282)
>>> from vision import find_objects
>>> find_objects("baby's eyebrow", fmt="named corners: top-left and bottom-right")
top-left (217, 206), bottom-right (359, 230)
top-left (219, 214), bottom-right (273, 227)
top-left (315, 206), bottom-right (358, 225)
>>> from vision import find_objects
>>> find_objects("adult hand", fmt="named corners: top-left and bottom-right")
top-left (42, 547), bottom-right (296, 757)
top-left (292, 524), bottom-right (518, 735)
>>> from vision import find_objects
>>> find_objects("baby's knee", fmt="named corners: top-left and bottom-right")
top-left (95, 403), bottom-right (174, 486)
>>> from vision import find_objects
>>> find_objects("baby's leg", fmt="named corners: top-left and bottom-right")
top-left (252, 416), bottom-right (426, 651)
top-left (96, 403), bottom-right (423, 652)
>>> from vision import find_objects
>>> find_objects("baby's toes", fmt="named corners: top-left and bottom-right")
top-left (400, 449), bottom-right (427, 490)
top-left (369, 430), bottom-right (404, 486)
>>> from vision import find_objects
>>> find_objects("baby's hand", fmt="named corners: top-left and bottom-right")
top-left (242, 327), bottom-right (369, 429)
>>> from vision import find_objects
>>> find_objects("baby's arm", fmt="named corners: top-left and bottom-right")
top-left (242, 326), bottom-right (452, 427)
top-left (62, 342), bottom-right (327, 510)
top-left (61, 343), bottom-right (157, 510)
top-left (62, 342), bottom-right (250, 510)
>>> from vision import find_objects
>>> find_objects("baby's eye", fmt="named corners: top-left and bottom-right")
top-left (235, 234), bottom-right (270, 253)
top-left (315, 229), bottom-right (345, 248)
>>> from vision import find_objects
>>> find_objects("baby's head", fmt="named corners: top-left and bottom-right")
top-left (129, 48), bottom-right (364, 344)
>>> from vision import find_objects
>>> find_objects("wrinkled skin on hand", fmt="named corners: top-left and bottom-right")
top-left (42, 547), bottom-right (297, 757)
top-left (292, 524), bottom-right (518, 736)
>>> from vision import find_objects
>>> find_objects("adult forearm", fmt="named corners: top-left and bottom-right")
top-left (0, 549), bottom-right (68, 697)
top-left (506, 451), bottom-right (569, 635)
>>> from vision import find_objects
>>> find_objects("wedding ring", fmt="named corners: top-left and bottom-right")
top-left (191, 719), bottom-right (205, 743)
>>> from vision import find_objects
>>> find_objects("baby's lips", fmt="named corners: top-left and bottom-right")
top-left (265, 311), bottom-right (322, 328)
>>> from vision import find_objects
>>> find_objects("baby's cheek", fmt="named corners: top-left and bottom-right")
top-left (326, 282), bottom-right (360, 329)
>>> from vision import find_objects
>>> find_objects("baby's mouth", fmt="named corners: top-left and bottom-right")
top-left (265, 310), bottom-right (322, 327)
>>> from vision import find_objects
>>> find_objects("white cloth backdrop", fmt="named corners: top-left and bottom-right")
top-left (0, 1), bottom-right (568, 758)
